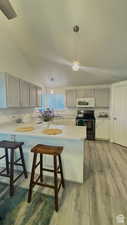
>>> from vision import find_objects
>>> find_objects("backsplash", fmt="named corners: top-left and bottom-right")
top-left (94, 108), bottom-right (110, 118)
top-left (54, 108), bottom-right (110, 118)
top-left (0, 108), bottom-right (34, 124)
top-left (0, 107), bottom-right (110, 124)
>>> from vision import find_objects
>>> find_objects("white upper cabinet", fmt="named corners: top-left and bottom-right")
top-left (20, 80), bottom-right (30, 107)
top-left (0, 72), bottom-right (42, 108)
top-left (29, 84), bottom-right (37, 107)
top-left (36, 87), bottom-right (42, 107)
top-left (65, 89), bottom-right (77, 107)
top-left (6, 74), bottom-right (20, 107)
top-left (95, 88), bottom-right (110, 107)
top-left (0, 73), bottom-right (20, 108)
top-left (0, 74), bottom-right (6, 108)
top-left (76, 88), bottom-right (94, 98)
top-left (65, 87), bottom-right (110, 108)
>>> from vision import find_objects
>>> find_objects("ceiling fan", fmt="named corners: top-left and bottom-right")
top-left (45, 25), bottom-right (125, 77)
top-left (0, 0), bottom-right (17, 19)
top-left (47, 55), bottom-right (122, 77)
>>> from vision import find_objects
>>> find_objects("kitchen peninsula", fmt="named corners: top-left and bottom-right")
top-left (0, 123), bottom-right (86, 183)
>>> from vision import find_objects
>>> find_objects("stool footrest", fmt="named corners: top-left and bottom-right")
top-left (14, 158), bottom-right (21, 163)
top-left (32, 177), bottom-right (62, 193)
top-left (13, 171), bottom-right (24, 183)
top-left (34, 175), bottom-right (41, 185)
top-left (35, 161), bottom-right (40, 169)
top-left (14, 163), bottom-right (23, 166)
top-left (0, 168), bottom-right (9, 176)
top-left (8, 160), bottom-right (25, 167)
top-left (34, 182), bottom-right (55, 189)
top-left (42, 168), bottom-right (54, 173)
top-left (0, 155), bottom-right (6, 160)
top-left (42, 166), bottom-right (60, 173)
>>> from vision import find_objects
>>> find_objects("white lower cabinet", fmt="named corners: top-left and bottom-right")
top-left (96, 119), bottom-right (110, 140)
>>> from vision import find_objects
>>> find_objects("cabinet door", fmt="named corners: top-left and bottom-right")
top-left (29, 84), bottom-right (37, 107)
top-left (96, 119), bottom-right (110, 140)
top-left (20, 80), bottom-right (30, 107)
top-left (65, 89), bottom-right (77, 107)
top-left (76, 89), bottom-right (94, 98)
top-left (111, 85), bottom-right (127, 146)
top-left (0, 73), bottom-right (6, 108)
top-left (6, 74), bottom-right (20, 107)
top-left (95, 88), bottom-right (110, 107)
top-left (36, 87), bottom-right (42, 107)
top-left (54, 118), bottom-right (75, 126)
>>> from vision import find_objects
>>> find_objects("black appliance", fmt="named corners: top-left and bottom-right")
top-left (76, 110), bottom-right (95, 140)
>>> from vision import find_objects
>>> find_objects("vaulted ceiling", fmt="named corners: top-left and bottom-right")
top-left (1, 0), bottom-right (127, 87)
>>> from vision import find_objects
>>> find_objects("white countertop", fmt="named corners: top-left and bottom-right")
top-left (0, 122), bottom-right (86, 141)
top-left (96, 117), bottom-right (110, 120)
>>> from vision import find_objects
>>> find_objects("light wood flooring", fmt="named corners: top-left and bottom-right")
top-left (49, 141), bottom-right (127, 225)
top-left (1, 141), bottom-right (127, 225)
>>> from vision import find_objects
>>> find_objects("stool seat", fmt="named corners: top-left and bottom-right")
top-left (31, 144), bottom-right (63, 155)
top-left (0, 140), bottom-right (24, 149)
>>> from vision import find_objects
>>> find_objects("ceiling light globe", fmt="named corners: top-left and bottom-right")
top-left (50, 89), bottom-right (54, 94)
top-left (72, 61), bottom-right (80, 71)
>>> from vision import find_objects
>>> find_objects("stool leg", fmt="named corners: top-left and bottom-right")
top-left (54, 155), bottom-right (58, 212)
top-left (10, 149), bottom-right (14, 196)
top-left (28, 153), bottom-right (37, 203)
top-left (5, 148), bottom-right (9, 175)
top-left (19, 146), bottom-right (28, 178)
top-left (40, 154), bottom-right (43, 183)
top-left (58, 155), bottom-right (65, 188)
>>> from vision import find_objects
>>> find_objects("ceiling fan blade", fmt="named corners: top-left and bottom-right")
top-left (41, 55), bottom-right (124, 76)
top-left (0, 0), bottom-right (17, 19)
top-left (43, 55), bottom-right (72, 67)
top-left (80, 65), bottom-right (120, 76)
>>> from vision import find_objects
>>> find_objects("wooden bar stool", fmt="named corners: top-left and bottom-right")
top-left (28, 144), bottom-right (65, 211)
top-left (0, 140), bottom-right (28, 196)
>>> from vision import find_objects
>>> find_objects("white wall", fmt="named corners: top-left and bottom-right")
top-left (0, 22), bottom-right (46, 119)
top-left (0, 27), bottom-right (32, 83)
top-left (0, 21), bottom-right (46, 88)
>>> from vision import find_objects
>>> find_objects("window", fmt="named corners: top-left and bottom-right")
top-left (41, 94), bottom-right (65, 110)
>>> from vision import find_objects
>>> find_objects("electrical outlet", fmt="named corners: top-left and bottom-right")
top-left (116, 215), bottom-right (125, 224)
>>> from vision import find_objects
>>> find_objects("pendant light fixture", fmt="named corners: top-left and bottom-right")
top-left (72, 61), bottom-right (80, 71)
top-left (72, 25), bottom-right (80, 71)
top-left (50, 77), bottom-right (54, 94)
top-left (50, 89), bottom-right (54, 94)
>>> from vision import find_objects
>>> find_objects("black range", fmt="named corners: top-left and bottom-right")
top-left (76, 110), bottom-right (95, 140)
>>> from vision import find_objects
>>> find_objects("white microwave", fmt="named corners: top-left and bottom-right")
top-left (76, 98), bottom-right (95, 108)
